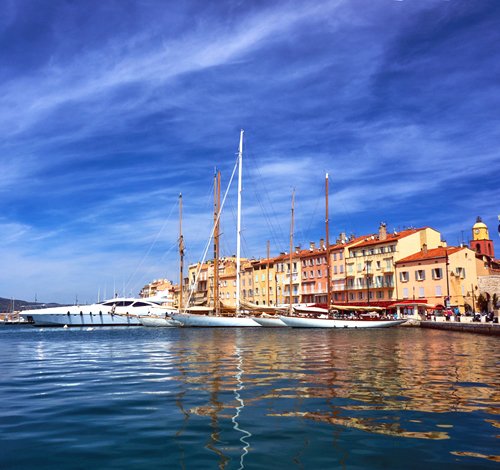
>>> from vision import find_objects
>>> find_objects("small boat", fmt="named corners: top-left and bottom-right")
top-left (20, 297), bottom-right (172, 327)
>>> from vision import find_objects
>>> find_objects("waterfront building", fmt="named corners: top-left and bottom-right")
top-left (240, 260), bottom-right (255, 304)
top-left (187, 261), bottom-right (210, 305)
top-left (299, 240), bottom-right (329, 304)
top-left (395, 245), bottom-right (478, 313)
top-left (139, 278), bottom-right (175, 298)
top-left (344, 224), bottom-right (443, 303)
top-left (274, 251), bottom-right (301, 307)
top-left (329, 240), bottom-right (347, 303)
top-left (251, 258), bottom-right (277, 306)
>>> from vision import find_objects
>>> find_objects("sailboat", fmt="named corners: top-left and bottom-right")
top-left (279, 174), bottom-right (406, 328)
top-left (172, 131), bottom-right (260, 327)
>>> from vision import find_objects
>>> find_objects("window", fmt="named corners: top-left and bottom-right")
top-left (262, 274), bottom-right (265, 281)
top-left (340, 265), bottom-right (344, 274)
top-left (419, 287), bottom-right (425, 298)
top-left (339, 252), bottom-right (343, 260)
top-left (333, 253), bottom-right (337, 261)
top-left (432, 268), bottom-right (443, 280)
top-left (376, 261), bottom-right (381, 270)
top-left (435, 285), bottom-right (442, 296)
top-left (349, 293), bottom-right (354, 300)
top-left (317, 269), bottom-right (322, 277)
top-left (416, 270), bottom-right (425, 281)
top-left (348, 264), bottom-right (354, 274)
top-left (358, 292), bottom-right (363, 300)
top-left (400, 271), bottom-right (409, 282)
top-left (403, 288), bottom-right (409, 299)
top-left (456, 267), bottom-right (466, 278)
top-left (377, 291), bottom-right (384, 299)
top-left (369, 291), bottom-right (373, 299)
top-left (386, 259), bottom-right (392, 269)
top-left (333, 266), bottom-right (338, 275)
top-left (303, 271), bottom-right (308, 279)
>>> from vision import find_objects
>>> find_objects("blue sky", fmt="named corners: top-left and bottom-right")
top-left (1, 0), bottom-right (499, 304)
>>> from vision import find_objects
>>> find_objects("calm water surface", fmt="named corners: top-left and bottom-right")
top-left (0, 326), bottom-right (498, 469)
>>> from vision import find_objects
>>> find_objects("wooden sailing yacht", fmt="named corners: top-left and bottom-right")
top-left (279, 173), bottom-right (406, 328)
top-left (172, 131), bottom-right (260, 327)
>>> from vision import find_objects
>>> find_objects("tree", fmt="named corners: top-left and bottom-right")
top-left (476, 293), bottom-right (488, 313)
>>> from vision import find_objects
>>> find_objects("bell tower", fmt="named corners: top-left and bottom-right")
top-left (470, 216), bottom-right (494, 257)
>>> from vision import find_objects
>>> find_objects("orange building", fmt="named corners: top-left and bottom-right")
top-left (396, 246), bottom-right (478, 313)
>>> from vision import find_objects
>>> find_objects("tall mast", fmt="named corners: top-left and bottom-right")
top-left (289, 189), bottom-right (295, 315)
top-left (179, 193), bottom-right (184, 312)
top-left (325, 173), bottom-right (331, 310)
top-left (213, 170), bottom-right (221, 314)
top-left (266, 240), bottom-right (270, 306)
top-left (236, 129), bottom-right (244, 314)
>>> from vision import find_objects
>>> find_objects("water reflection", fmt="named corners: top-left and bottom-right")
top-left (168, 328), bottom-right (499, 466)
top-left (3, 327), bottom-right (498, 468)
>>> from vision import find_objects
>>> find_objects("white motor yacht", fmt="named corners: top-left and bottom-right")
top-left (20, 298), bottom-right (173, 327)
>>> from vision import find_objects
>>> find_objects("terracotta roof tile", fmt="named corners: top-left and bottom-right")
top-left (396, 246), bottom-right (464, 263)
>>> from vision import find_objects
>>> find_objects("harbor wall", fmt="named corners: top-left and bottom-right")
top-left (420, 320), bottom-right (500, 336)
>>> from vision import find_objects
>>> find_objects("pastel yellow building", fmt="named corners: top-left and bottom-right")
top-left (251, 258), bottom-right (277, 306)
top-left (274, 251), bottom-right (301, 306)
top-left (345, 224), bottom-right (443, 303)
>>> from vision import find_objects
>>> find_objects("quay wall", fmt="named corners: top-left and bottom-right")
top-left (420, 321), bottom-right (500, 336)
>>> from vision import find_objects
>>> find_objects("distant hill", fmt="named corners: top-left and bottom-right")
top-left (0, 297), bottom-right (63, 312)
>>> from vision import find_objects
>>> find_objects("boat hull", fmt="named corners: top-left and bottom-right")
top-left (252, 317), bottom-right (287, 327)
top-left (171, 313), bottom-right (260, 327)
top-left (279, 316), bottom-right (406, 328)
top-left (141, 316), bottom-right (180, 327)
top-left (22, 312), bottom-right (142, 327)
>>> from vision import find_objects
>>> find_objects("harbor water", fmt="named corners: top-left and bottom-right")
top-left (0, 326), bottom-right (498, 469)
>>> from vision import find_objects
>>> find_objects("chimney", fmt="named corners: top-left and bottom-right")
top-left (337, 232), bottom-right (346, 243)
top-left (309, 241), bottom-right (315, 251)
top-left (319, 238), bottom-right (325, 249)
top-left (379, 222), bottom-right (387, 241)
top-left (422, 243), bottom-right (428, 254)
top-left (295, 246), bottom-right (301, 253)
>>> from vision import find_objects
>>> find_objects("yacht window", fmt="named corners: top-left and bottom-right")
top-left (132, 302), bottom-right (151, 307)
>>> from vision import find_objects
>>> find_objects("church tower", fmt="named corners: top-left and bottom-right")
top-left (470, 216), bottom-right (494, 257)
